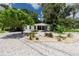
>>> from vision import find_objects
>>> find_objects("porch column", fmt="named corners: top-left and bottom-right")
top-left (36, 25), bottom-right (37, 30)
top-left (41, 26), bottom-right (42, 30)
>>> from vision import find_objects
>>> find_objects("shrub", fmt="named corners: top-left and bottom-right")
top-left (56, 35), bottom-right (66, 41)
top-left (56, 25), bottom-right (65, 33)
top-left (45, 33), bottom-right (48, 37)
top-left (29, 35), bottom-right (32, 40)
top-left (31, 32), bottom-right (35, 38)
top-left (29, 31), bottom-right (36, 40)
top-left (48, 33), bottom-right (53, 38)
top-left (57, 37), bottom-right (62, 41)
top-left (67, 33), bottom-right (73, 38)
top-left (45, 33), bottom-right (53, 38)
top-left (36, 37), bottom-right (39, 40)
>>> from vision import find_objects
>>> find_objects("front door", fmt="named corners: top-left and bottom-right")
top-left (37, 26), bottom-right (41, 30)
top-left (37, 26), bottom-right (47, 30)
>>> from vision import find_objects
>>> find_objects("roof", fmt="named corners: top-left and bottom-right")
top-left (34, 23), bottom-right (48, 26)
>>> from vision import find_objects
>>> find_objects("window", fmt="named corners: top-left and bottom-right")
top-left (37, 26), bottom-right (41, 30)
top-left (34, 26), bottom-right (36, 29)
top-left (30, 26), bottom-right (31, 29)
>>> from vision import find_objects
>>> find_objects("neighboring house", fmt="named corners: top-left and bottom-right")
top-left (24, 23), bottom-right (50, 32)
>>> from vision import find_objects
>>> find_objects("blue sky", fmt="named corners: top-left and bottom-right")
top-left (10, 3), bottom-right (43, 20)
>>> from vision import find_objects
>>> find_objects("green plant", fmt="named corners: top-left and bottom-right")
top-left (57, 37), bottom-right (62, 41)
top-left (29, 31), bottom-right (36, 40)
top-left (45, 33), bottom-right (53, 38)
top-left (29, 35), bottom-right (32, 40)
top-left (31, 32), bottom-right (35, 38)
top-left (45, 33), bottom-right (48, 37)
top-left (56, 25), bottom-right (65, 33)
top-left (0, 7), bottom-right (35, 33)
top-left (67, 33), bottom-right (73, 38)
top-left (57, 35), bottom-right (66, 41)
top-left (48, 33), bottom-right (53, 38)
top-left (36, 37), bottom-right (39, 40)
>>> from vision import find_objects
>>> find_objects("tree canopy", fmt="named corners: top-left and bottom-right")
top-left (42, 3), bottom-right (78, 31)
top-left (0, 7), bottom-right (35, 33)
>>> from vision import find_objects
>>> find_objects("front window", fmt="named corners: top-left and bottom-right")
top-left (30, 26), bottom-right (31, 29)
top-left (34, 26), bottom-right (36, 29)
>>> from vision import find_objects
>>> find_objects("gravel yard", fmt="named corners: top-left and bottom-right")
top-left (0, 32), bottom-right (79, 56)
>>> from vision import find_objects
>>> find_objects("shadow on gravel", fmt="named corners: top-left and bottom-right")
top-left (1, 32), bottom-right (30, 39)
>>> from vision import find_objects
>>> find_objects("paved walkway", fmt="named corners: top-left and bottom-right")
top-left (0, 32), bottom-right (79, 56)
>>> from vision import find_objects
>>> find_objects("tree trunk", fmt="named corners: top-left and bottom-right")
top-left (21, 30), bottom-right (23, 34)
top-left (2, 26), bottom-right (4, 31)
top-left (21, 26), bottom-right (24, 34)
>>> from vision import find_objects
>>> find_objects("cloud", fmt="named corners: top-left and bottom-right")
top-left (31, 3), bottom-right (40, 10)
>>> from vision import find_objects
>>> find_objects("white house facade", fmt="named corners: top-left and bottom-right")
top-left (24, 23), bottom-right (50, 32)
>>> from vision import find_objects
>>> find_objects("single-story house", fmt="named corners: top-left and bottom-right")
top-left (24, 23), bottom-right (50, 32)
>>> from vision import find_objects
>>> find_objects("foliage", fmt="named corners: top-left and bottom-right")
top-left (42, 3), bottom-right (78, 32)
top-left (56, 35), bottom-right (66, 41)
top-left (22, 9), bottom-right (40, 23)
top-left (56, 25), bottom-right (65, 33)
top-left (67, 33), bottom-right (73, 38)
top-left (45, 32), bottom-right (53, 38)
top-left (0, 8), bottom-right (35, 33)
top-left (58, 18), bottom-right (76, 28)
top-left (29, 31), bottom-right (36, 40)
top-left (0, 29), bottom-right (6, 33)
top-left (42, 4), bottom-right (65, 31)
top-left (36, 37), bottom-right (39, 40)
top-left (64, 29), bottom-right (79, 32)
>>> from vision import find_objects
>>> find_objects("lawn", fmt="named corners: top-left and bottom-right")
top-left (0, 29), bottom-right (7, 33)
top-left (64, 29), bottom-right (79, 32)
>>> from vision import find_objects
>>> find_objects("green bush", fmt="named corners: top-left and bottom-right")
top-left (56, 25), bottom-right (65, 33)
top-left (67, 33), bottom-right (73, 38)
top-left (45, 33), bottom-right (48, 37)
top-left (64, 29), bottom-right (79, 32)
top-left (56, 35), bottom-right (66, 41)
top-left (45, 33), bottom-right (53, 38)
top-left (29, 31), bottom-right (36, 40)
top-left (36, 37), bottom-right (39, 40)
top-left (0, 29), bottom-right (6, 33)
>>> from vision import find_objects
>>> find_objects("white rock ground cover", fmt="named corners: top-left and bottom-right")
top-left (0, 32), bottom-right (79, 56)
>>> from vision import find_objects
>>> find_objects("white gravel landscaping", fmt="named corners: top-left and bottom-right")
top-left (0, 32), bottom-right (79, 56)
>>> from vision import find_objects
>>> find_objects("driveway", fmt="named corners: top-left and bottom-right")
top-left (0, 32), bottom-right (79, 56)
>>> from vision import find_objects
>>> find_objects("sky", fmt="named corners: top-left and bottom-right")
top-left (10, 3), bottom-right (43, 20)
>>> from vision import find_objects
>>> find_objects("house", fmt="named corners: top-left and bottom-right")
top-left (24, 23), bottom-right (50, 32)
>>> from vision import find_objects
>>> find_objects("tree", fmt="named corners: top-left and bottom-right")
top-left (42, 3), bottom-right (77, 31)
top-left (70, 4), bottom-right (79, 19)
top-left (0, 7), bottom-right (35, 34)
top-left (42, 4), bottom-right (66, 31)
top-left (22, 9), bottom-right (41, 23)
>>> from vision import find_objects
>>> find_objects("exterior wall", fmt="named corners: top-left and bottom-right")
top-left (47, 25), bottom-right (50, 31)
top-left (26, 25), bottom-right (30, 30)
top-left (24, 25), bottom-right (34, 31)
top-left (24, 24), bottom-right (50, 32)
top-left (31, 25), bottom-right (34, 31)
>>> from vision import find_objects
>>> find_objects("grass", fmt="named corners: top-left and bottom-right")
top-left (64, 29), bottom-right (79, 32)
top-left (0, 29), bottom-right (6, 33)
